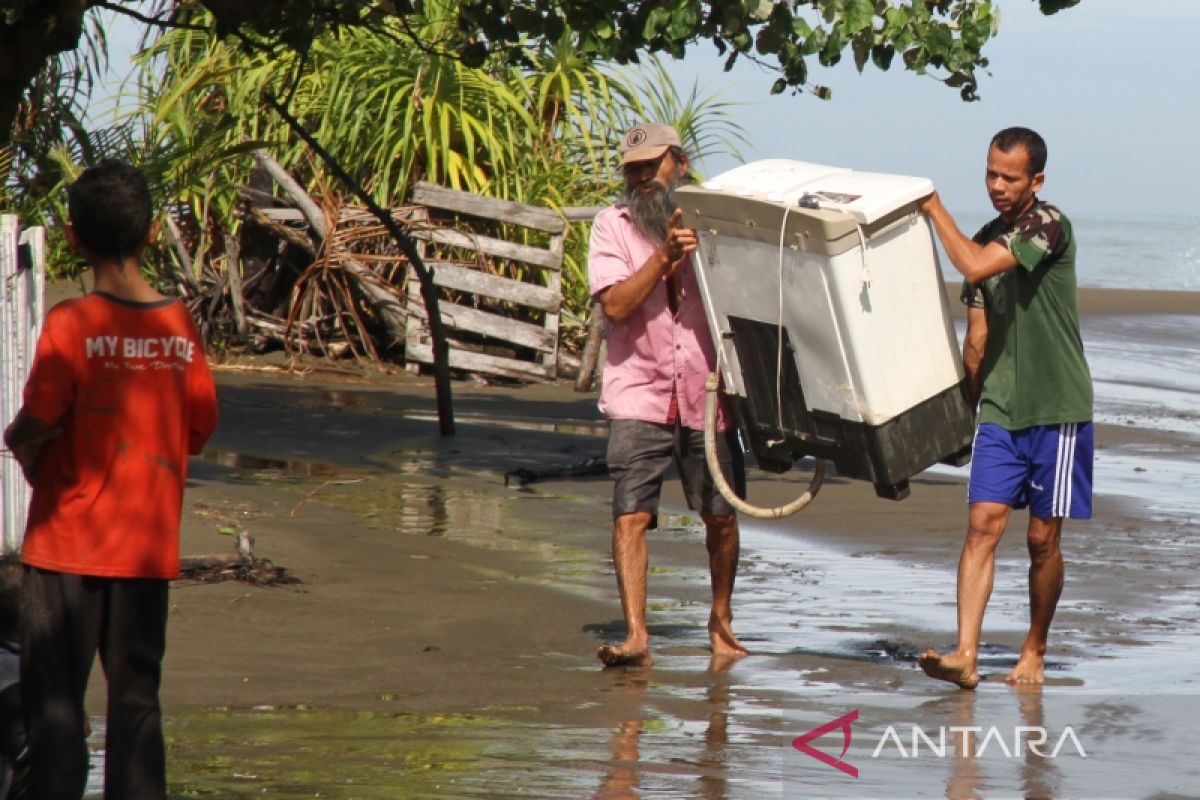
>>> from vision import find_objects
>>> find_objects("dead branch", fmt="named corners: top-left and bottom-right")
top-left (245, 205), bottom-right (316, 256)
top-left (288, 478), bottom-right (365, 518)
top-left (253, 149), bottom-right (328, 238)
top-left (224, 234), bottom-right (248, 338)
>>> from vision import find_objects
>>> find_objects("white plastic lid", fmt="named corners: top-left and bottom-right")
top-left (701, 159), bottom-right (934, 225)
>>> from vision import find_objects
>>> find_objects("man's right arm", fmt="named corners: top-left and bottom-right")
top-left (921, 192), bottom-right (1017, 284)
top-left (599, 248), bottom-right (673, 323)
top-left (596, 209), bottom-right (696, 323)
top-left (183, 315), bottom-right (219, 456)
top-left (3, 409), bottom-right (58, 486)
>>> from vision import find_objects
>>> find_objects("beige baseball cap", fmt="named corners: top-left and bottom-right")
top-left (619, 122), bottom-right (682, 166)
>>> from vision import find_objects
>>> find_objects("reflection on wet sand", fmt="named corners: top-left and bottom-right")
top-left (594, 670), bottom-right (646, 799)
top-left (941, 692), bottom-right (982, 800)
top-left (595, 657), bottom-right (736, 800)
top-left (698, 655), bottom-right (736, 800)
top-left (1015, 687), bottom-right (1060, 800)
top-left (938, 687), bottom-right (1061, 800)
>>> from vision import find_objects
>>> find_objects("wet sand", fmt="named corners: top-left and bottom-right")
top-left (49, 284), bottom-right (1199, 797)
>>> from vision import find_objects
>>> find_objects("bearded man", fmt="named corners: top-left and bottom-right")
top-left (587, 123), bottom-right (747, 668)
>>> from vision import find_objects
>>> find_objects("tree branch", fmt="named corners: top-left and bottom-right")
top-left (257, 101), bottom-right (454, 436)
top-left (95, 1), bottom-right (211, 32)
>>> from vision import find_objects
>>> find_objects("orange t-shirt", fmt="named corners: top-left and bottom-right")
top-left (19, 292), bottom-right (218, 579)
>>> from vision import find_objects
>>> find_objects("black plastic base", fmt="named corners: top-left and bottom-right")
top-left (726, 315), bottom-right (976, 501)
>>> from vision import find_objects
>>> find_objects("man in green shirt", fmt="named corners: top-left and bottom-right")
top-left (917, 127), bottom-right (1093, 689)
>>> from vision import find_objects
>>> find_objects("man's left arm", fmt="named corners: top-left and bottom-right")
top-left (962, 305), bottom-right (987, 409)
top-left (921, 192), bottom-right (1018, 283)
top-left (3, 409), bottom-right (60, 485)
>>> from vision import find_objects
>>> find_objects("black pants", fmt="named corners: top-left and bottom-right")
top-left (19, 567), bottom-right (168, 800)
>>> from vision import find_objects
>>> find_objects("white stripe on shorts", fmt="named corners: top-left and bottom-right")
top-left (1053, 422), bottom-right (1077, 517)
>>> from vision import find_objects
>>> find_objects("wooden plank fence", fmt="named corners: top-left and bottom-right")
top-left (1, 215), bottom-right (46, 552)
top-left (404, 182), bottom-right (565, 382)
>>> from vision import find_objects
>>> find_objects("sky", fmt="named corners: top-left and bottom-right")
top-left (94, 1), bottom-right (1198, 219)
top-left (664, 0), bottom-right (1200, 219)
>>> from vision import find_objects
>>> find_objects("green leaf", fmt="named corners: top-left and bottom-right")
top-left (723, 13), bottom-right (743, 37)
top-left (962, 5), bottom-right (995, 50)
top-left (883, 6), bottom-right (910, 36)
top-left (460, 42), bottom-right (488, 68)
top-left (1038, 0), bottom-right (1081, 13)
top-left (643, 7), bottom-right (671, 39)
top-left (756, 24), bottom-right (782, 55)
top-left (820, 25), bottom-right (847, 67)
top-left (844, 0), bottom-right (875, 33)
top-left (871, 43), bottom-right (895, 71)
top-left (801, 27), bottom-right (826, 56)
top-left (852, 36), bottom-right (870, 72)
top-left (667, 13), bottom-right (695, 41)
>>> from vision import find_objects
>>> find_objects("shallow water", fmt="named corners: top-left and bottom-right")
top-left (1084, 314), bottom-right (1200, 437)
top-left (76, 310), bottom-right (1200, 798)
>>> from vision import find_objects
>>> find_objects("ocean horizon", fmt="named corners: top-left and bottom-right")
top-left (943, 211), bottom-right (1200, 292)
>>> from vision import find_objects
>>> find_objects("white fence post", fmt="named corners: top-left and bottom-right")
top-left (1, 215), bottom-right (46, 553)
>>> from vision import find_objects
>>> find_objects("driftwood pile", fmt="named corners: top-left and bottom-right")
top-left (164, 152), bottom-right (595, 385)
top-left (163, 151), bottom-right (429, 363)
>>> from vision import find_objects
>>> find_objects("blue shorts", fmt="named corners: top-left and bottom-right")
top-left (968, 422), bottom-right (1093, 519)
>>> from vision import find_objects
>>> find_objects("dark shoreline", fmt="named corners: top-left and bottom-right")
top-left (944, 282), bottom-right (1200, 318)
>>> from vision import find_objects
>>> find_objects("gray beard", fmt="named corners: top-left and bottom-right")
top-left (626, 179), bottom-right (677, 245)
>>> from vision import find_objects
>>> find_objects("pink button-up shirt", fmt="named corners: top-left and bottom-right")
top-left (587, 204), bottom-right (730, 431)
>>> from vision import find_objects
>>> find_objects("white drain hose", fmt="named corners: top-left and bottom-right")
top-left (704, 372), bottom-right (825, 519)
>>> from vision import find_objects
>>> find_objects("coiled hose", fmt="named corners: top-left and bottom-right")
top-left (703, 372), bottom-right (825, 518)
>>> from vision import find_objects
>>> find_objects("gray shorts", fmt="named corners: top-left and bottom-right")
top-left (606, 418), bottom-right (746, 528)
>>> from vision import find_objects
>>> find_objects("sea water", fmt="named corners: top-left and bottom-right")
top-left (942, 212), bottom-right (1200, 291)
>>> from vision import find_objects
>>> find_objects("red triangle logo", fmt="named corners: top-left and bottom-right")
top-left (791, 709), bottom-right (859, 778)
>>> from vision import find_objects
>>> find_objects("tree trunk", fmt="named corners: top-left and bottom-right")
top-left (0, 0), bottom-right (90, 146)
top-left (574, 302), bottom-right (605, 392)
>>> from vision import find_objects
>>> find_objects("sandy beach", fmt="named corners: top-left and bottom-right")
top-left (36, 283), bottom-right (1200, 796)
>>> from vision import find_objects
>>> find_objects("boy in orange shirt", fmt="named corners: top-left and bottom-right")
top-left (3, 160), bottom-right (218, 799)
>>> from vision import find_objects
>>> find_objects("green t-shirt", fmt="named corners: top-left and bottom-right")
top-left (964, 200), bottom-right (1093, 429)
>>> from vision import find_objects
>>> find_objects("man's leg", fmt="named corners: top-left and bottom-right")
top-left (702, 512), bottom-right (747, 658)
top-left (676, 423), bottom-right (748, 659)
top-left (99, 577), bottom-right (168, 799)
top-left (1006, 421), bottom-right (1089, 684)
top-left (920, 501), bottom-right (1012, 689)
top-left (600, 420), bottom-right (674, 667)
top-left (20, 567), bottom-right (99, 799)
top-left (1007, 516), bottom-right (1063, 685)
top-left (599, 511), bottom-right (656, 667)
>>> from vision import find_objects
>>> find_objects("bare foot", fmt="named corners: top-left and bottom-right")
top-left (1005, 651), bottom-right (1045, 685)
top-left (708, 613), bottom-right (749, 659)
top-left (597, 643), bottom-right (653, 668)
top-left (918, 648), bottom-right (980, 689)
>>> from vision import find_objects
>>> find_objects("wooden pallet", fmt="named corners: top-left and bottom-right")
top-left (403, 182), bottom-right (564, 382)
